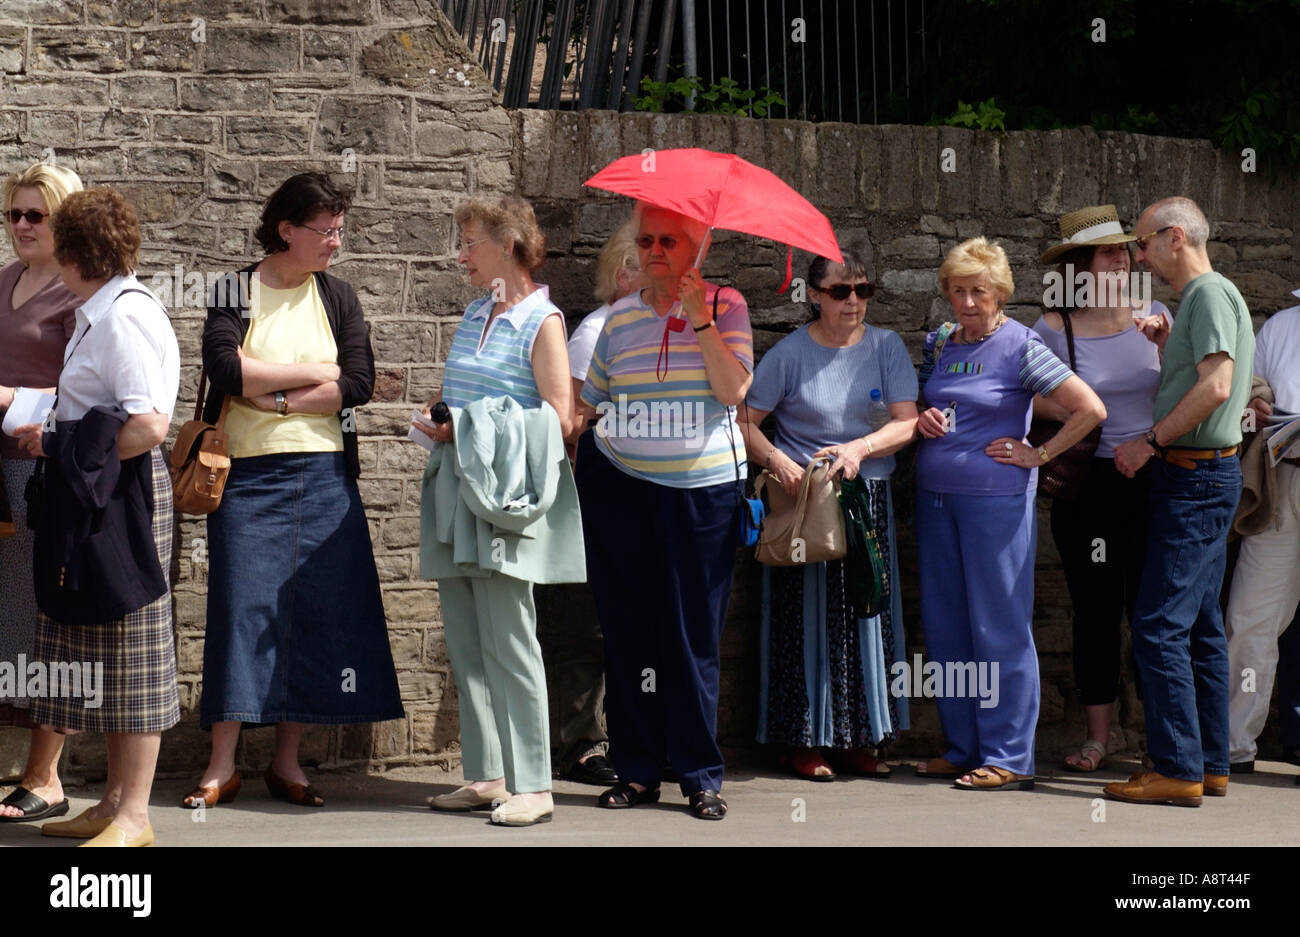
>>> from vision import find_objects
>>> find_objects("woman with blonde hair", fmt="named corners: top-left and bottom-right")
top-left (913, 237), bottom-right (1105, 791)
top-left (418, 195), bottom-right (580, 826)
top-left (0, 162), bottom-right (83, 825)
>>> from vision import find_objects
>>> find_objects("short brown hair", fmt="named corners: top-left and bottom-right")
top-left (51, 187), bottom-right (140, 280)
top-left (255, 172), bottom-right (353, 254)
top-left (454, 196), bottom-right (546, 272)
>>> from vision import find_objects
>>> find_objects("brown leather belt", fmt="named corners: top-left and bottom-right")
top-left (1159, 445), bottom-right (1238, 470)
top-left (1283, 456), bottom-right (1300, 468)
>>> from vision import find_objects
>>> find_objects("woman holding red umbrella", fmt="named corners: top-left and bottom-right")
top-left (577, 202), bottom-right (753, 820)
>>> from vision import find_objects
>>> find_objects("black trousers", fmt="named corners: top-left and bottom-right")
top-left (535, 581), bottom-right (608, 774)
top-left (1048, 457), bottom-right (1152, 706)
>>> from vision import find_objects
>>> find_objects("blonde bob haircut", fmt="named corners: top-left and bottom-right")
top-left (2, 162), bottom-right (84, 258)
top-left (632, 201), bottom-right (710, 257)
top-left (594, 219), bottom-right (640, 304)
top-left (938, 236), bottom-right (1014, 303)
top-left (454, 196), bottom-right (546, 272)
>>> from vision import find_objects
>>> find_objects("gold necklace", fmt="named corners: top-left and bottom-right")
top-left (960, 313), bottom-right (1006, 343)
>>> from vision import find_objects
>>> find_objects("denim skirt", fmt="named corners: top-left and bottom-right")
top-left (201, 452), bottom-right (404, 727)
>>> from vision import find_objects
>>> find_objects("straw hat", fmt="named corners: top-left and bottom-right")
top-left (1039, 204), bottom-right (1136, 264)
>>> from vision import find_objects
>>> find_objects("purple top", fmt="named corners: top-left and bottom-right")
top-left (1030, 306), bottom-right (1169, 458)
top-left (917, 318), bottom-right (1073, 495)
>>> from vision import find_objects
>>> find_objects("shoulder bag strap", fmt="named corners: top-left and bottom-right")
top-left (1061, 310), bottom-right (1079, 373)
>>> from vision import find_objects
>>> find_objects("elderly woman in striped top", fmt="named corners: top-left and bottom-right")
top-left (577, 203), bottom-right (753, 820)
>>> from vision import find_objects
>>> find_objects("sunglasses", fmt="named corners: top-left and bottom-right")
top-left (816, 282), bottom-right (875, 301)
top-left (636, 234), bottom-right (681, 251)
top-left (6, 209), bottom-right (48, 225)
top-left (1132, 226), bottom-right (1172, 251)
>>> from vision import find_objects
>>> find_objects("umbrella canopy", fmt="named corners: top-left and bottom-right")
top-left (583, 148), bottom-right (844, 273)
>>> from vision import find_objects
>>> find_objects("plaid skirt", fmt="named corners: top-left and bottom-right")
top-left (28, 449), bottom-right (180, 734)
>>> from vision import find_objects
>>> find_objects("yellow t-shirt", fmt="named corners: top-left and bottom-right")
top-left (225, 275), bottom-right (345, 458)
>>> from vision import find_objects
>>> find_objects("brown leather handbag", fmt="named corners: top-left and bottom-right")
top-left (170, 367), bottom-right (232, 515)
top-left (1027, 312), bottom-right (1102, 500)
top-left (754, 457), bottom-right (847, 566)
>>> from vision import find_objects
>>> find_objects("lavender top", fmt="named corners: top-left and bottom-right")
top-left (1030, 303), bottom-right (1169, 458)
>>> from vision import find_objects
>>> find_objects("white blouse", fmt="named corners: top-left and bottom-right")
top-left (55, 274), bottom-right (180, 423)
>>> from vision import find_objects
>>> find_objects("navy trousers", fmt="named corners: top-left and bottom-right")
top-left (577, 445), bottom-right (738, 796)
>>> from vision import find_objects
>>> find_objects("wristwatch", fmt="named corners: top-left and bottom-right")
top-left (275, 391), bottom-right (288, 416)
top-left (1144, 428), bottom-right (1163, 454)
top-left (693, 319), bottom-right (715, 333)
top-left (1038, 445), bottom-right (1050, 463)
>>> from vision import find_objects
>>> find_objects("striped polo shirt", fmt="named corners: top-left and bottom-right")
top-left (441, 287), bottom-right (563, 409)
top-left (581, 284), bottom-right (754, 489)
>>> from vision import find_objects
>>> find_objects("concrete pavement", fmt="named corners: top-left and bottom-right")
top-left (3, 755), bottom-right (1296, 847)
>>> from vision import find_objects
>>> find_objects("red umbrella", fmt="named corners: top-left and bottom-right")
top-left (583, 148), bottom-right (844, 289)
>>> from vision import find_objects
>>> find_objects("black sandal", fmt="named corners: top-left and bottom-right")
top-left (689, 789), bottom-right (727, 820)
top-left (597, 782), bottom-right (660, 809)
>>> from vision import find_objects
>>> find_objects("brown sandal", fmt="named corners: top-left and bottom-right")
top-left (953, 765), bottom-right (1034, 791)
top-left (915, 756), bottom-right (968, 779)
top-left (181, 771), bottom-right (241, 809)
top-left (264, 767), bottom-right (324, 807)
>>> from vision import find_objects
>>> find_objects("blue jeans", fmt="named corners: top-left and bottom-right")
top-left (1131, 454), bottom-right (1242, 780)
top-left (1279, 608), bottom-right (1300, 753)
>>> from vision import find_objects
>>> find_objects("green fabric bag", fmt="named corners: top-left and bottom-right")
top-left (838, 475), bottom-right (889, 620)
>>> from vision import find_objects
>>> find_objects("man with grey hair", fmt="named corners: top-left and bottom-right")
top-left (1106, 196), bottom-right (1255, 807)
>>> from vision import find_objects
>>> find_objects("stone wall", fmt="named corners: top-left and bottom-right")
top-left (2, 1), bottom-right (1297, 781)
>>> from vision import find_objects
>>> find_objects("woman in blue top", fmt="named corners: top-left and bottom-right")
top-left (739, 248), bottom-right (918, 781)
top-left (416, 196), bottom-right (572, 827)
top-left (1032, 205), bottom-right (1171, 773)
top-left (914, 237), bottom-right (1105, 790)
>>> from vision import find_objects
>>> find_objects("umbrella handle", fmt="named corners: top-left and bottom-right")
top-left (668, 228), bottom-right (714, 322)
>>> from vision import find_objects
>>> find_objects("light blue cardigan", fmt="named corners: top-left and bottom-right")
top-left (418, 396), bottom-right (587, 584)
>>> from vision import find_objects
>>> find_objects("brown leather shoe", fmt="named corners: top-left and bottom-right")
top-left (1203, 774), bottom-right (1228, 797)
top-left (264, 767), bottom-right (324, 807)
top-left (1104, 771), bottom-right (1202, 807)
top-left (181, 771), bottom-right (241, 809)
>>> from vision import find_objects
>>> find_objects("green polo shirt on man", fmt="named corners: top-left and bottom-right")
top-left (1153, 271), bottom-right (1255, 449)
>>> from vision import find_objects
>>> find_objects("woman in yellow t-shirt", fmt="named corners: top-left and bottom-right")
top-left (184, 173), bottom-right (403, 810)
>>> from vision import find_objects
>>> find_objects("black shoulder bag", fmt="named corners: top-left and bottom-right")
top-left (1026, 312), bottom-right (1103, 500)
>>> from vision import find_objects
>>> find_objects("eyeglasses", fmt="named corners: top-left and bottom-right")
top-left (1133, 226), bottom-right (1173, 251)
top-left (6, 209), bottom-right (48, 225)
top-left (636, 234), bottom-right (681, 251)
top-left (459, 237), bottom-right (490, 253)
top-left (815, 282), bottom-right (875, 301)
top-left (298, 223), bottom-right (344, 241)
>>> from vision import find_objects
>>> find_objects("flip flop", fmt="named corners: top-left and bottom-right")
top-left (0, 786), bottom-right (71, 823)
top-left (953, 765), bottom-right (1035, 791)
top-left (1064, 739), bottom-right (1106, 773)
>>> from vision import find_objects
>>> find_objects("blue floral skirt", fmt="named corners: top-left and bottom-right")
top-left (201, 452), bottom-right (404, 727)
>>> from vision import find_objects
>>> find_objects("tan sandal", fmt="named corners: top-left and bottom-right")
top-left (915, 756), bottom-right (968, 779)
top-left (1064, 739), bottom-right (1106, 773)
top-left (953, 765), bottom-right (1035, 791)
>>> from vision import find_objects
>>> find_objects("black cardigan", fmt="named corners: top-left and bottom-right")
top-left (201, 264), bottom-right (374, 478)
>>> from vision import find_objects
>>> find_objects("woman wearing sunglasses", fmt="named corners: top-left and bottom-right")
top-left (188, 172), bottom-right (403, 811)
top-left (576, 202), bottom-right (753, 820)
top-left (0, 162), bottom-right (83, 825)
top-left (738, 249), bottom-right (919, 781)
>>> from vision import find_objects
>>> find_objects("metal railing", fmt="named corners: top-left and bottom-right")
top-left (439, 0), bottom-right (931, 123)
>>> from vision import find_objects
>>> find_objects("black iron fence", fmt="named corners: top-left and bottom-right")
top-left (440, 0), bottom-right (932, 124)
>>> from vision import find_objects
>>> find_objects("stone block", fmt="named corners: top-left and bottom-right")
top-left (415, 101), bottom-right (512, 158)
top-left (381, 516), bottom-right (422, 551)
top-left (32, 29), bottom-right (129, 72)
top-left (1100, 132), bottom-right (1142, 223)
top-left (346, 207), bottom-right (446, 257)
top-left (374, 552), bottom-right (413, 584)
top-left (25, 111), bottom-right (78, 146)
top-left (114, 182), bottom-right (203, 223)
top-left (1057, 126), bottom-right (1102, 208)
top-left (158, 0), bottom-right (262, 21)
top-left (155, 114), bottom-right (217, 143)
top-left (378, 441), bottom-right (432, 474)
top-left (129, 146), bottom-right (205, 177)
top-left (304, 28), bottom-right (352, 72)
top-left (4, 77), bottom-right (110, 108)
top-left (225, 115), bottom-right (313, 155)
top-left (878, 123), bottom-right (915, 209)
top-left (382, 587), bottom-right (435, 621)
top-left (205, 27), bottom-right (299, 74)
top-left (815, 122), bottom-right (858, 208)
top-left (408, 365), bottom-right (442, 404)
top-left (0, 111), bottom-right (19, 143)
top-left (88, 0), bottom-right (154, 26)
top-left (206, 158), bottom-right (257, 197)
top-left (129, 27), bottom-right (202, 71)
top-left (315, 95), bottom-right (410, 156)
top-left (359, 25), bottom-right (470, 91)
top-left (372, 717), bottom-right (410, 759)
top-left (0, 25), bottom-right (25, 74)
top-left (271, 89), bottom-right (321, 114)
top-left (370, 318), bottom-right (433, 363)
top-left (180, 77), bottom-right (269, 111)
top-left (516, 109), bottom-right (553, 198)
top-left (692, 113), bottom-right (733, 156)
top-left (267, 0), bottom-right (376, 24)
top-left (107, 75), bottom-right (176, 110)
top-left (3, 0), bottom-right (80, 24)
top-left (81, 109), bottom-right (151, 142)
top-left (408, 263), bottom-right (476, 317)
top-left (883, 235), bottom-right (941, 266)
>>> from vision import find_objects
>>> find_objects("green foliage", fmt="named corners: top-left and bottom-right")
top-left (1215, 79), bottom-right (1300, 168)
top-left (935, 97), bottom-right (1006, 133)
top-left (1089, 105), bottom-right (1160, 133)
top-left (635, 75), bottom-right (785, 118)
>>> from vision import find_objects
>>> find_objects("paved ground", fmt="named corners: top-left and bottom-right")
top-left (3, 755), bottom-right (1296, 847)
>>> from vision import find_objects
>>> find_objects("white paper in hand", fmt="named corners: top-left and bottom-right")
top-left (407, 408), bottom-right (439, 453)
top-left (2, 388), bottom-right (56, 436)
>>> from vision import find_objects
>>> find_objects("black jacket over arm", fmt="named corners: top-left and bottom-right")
top-left (35, 405), bottom-right (168, 625)
top-left (200, 264), bottom-right (374, 478)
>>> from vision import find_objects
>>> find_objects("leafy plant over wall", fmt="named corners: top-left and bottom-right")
top-left (635, 75), bottom-right (785, 118)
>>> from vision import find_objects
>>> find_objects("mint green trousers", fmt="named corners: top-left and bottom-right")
top-left (438, 574), bottom-right (552, 792)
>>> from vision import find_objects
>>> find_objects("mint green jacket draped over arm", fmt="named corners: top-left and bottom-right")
top-left (418, 395), bottom-right (587, 584)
